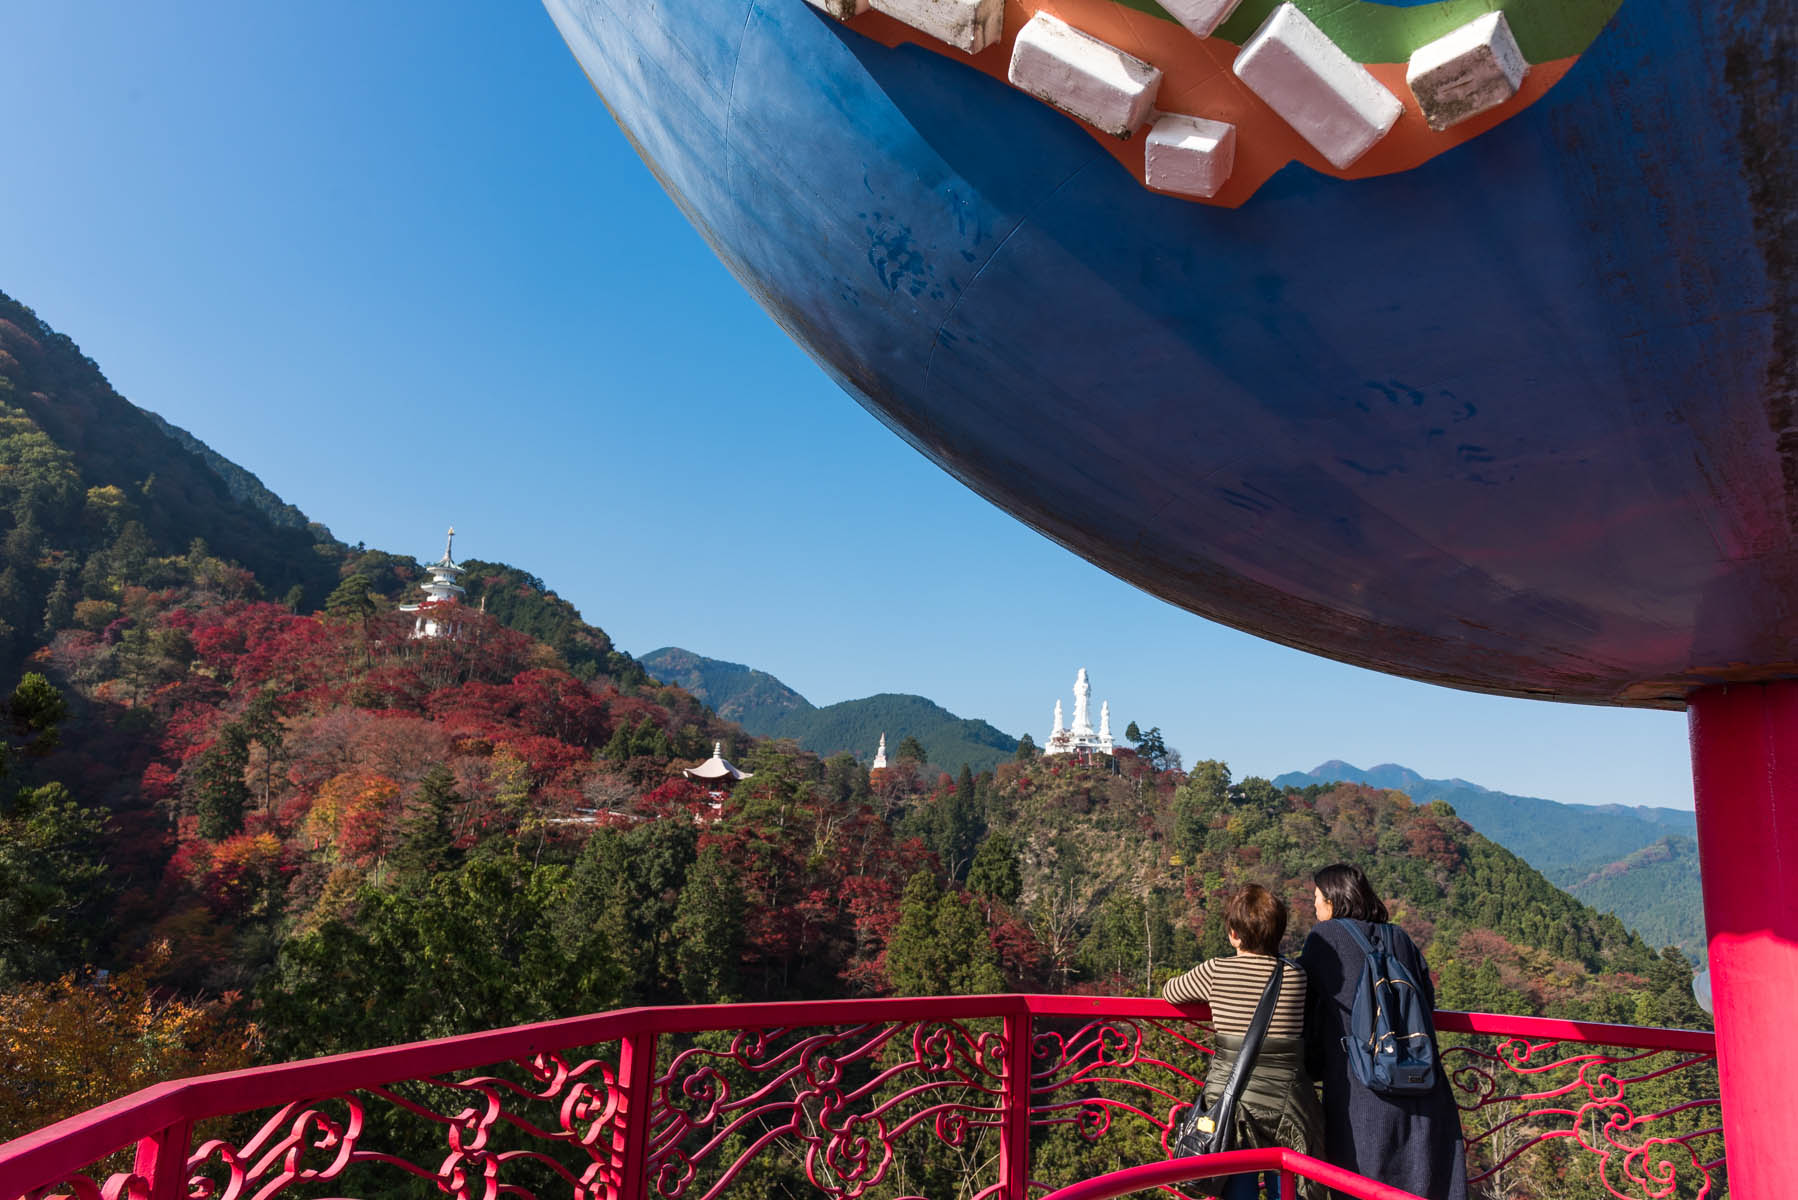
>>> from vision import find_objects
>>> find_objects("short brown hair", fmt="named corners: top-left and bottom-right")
top-left (1225, 884), bottom-right (1287, 955)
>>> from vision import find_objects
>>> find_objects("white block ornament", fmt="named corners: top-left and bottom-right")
top-left (870, 0), bottom-right (1003, 54)
top-left (1233, 3), bottom-right (1403, 169)
top-left (1160, 0), bottom-right (1246, 39)
top-left (804, 0), bottom-right (869, 17)
top-left (1007, 13), bottom-right (1163, 138)
top-left (1144, 114), bottom-right (1237, 198)
top-left (1406, 12), bottom-right (1528, 131)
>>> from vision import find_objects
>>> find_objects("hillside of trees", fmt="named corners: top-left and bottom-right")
top-left (0, 540), bottom-right (1707, 1118)
top-left (1563, 835), bottom-right (1705, 955)
top-left (1278, 760), bottom-right (1706, 960)
top-left (137, 409), bottom-right (317, 533)
top-left (774, 692), bottom-right (1019, 774)
top-left (0, 584), bottom-right (1713, 1200)
top-left (0, 289), bottom-right (344, 663)
top-left (0, 293), bottom-right (1715, 1199)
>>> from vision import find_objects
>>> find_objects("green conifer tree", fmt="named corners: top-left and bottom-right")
top-left (107, 520), bottom-right (153, 585)
top-left (38, 574), bottom-right (73, 636)
top-left (932, 774), bottom-right (984, 881)
top-left (886, 870), bottom-right (1002, 995)
top-left (392, 766), bottom-right (463, 878)
top-left (192, 725), bottom-right (251, 840)
top-left (556, 829), bottom-right (635, 1001)
top-left (672, 844), bottom-right (745, 1002)
top-left (886, 871), bottom-right (946, 995)
top-left (932, 889), bottom-right (1004, 995)
top-left (967, 831), bottom-right (1022, 911)
top-left (602, 719), bottom-right (634, 764)
top-left (0, 781), bottom-right (107, 985)
top-left (896, 734), bottom-right (928, 766)
top-left (324, 573), bottom-right (376, 620)
top-left (8, 673), bottom-right (67, 755)
top-left (242, 689), bottom-right (286, 812)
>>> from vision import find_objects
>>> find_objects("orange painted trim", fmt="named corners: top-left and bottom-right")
top-left (846, 0), bottom-right (1577, 208)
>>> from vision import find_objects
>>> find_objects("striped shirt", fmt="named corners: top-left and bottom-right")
top-left (1161, 953), bottom-right (1308, 1039)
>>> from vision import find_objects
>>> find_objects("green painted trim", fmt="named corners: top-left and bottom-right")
top-left (1108, 0), bottom-right (1622, 63)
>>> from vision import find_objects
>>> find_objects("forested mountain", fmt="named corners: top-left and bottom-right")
top-left (1273, 761), bottom-right (1699, 864)
top-left (642, 646), bottom-right (1020, 772)
top-left (1275, 760), bottom-right (1705, 959)
top-left (1561, 835), bottom-right (1704, 954)
top-left (780, 692), bottom-right (1018, 773)
top-left (137, 410), bottom-right (317, 533)
top-left (641, 646), bottom-right (814, 729)
top-left (0, 291), bottom-right (345, 667)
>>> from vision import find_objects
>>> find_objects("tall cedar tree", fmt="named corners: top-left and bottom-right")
top-left (192, 726), bottom-right (251, 840)
top-left (391, 767), bottom-right (464, 878)
top-left (885, 870), bottom-right (1003, 996)
top-left (672, 844), bottom-right (746, 1002)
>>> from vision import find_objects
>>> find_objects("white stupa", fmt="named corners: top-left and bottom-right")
top-left (872, 733), bottom-right (889, 769)
top-left (1043, 668), bottom-right (1115, 758)
top-left (399, 527), bottom-right (467, 639)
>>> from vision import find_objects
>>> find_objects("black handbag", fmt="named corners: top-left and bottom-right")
top-left (1172, 956), bottom-right (1287, 1160)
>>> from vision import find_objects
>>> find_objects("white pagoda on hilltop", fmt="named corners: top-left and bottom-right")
top-left (399, 527), bottom-right (467, 639)
top-left (1043, 668), bottom-right (1114, 759)
top-left (871, 733), bottom-right (889, 770)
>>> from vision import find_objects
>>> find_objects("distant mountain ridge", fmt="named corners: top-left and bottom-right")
top-left (640, 647), bottom-right (1019, 772)
top-left (1275, 760), bottom-right (1704, 959)
top-left (641, 647), bottom-right (815, 730)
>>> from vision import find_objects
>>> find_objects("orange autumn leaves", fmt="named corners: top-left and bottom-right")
top-left (305, 773), bottom-right (403, 867)
top-left (0, 945), bottom-right (258, 1141)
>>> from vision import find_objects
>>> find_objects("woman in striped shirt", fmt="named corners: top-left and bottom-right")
top-left (1162, 885), bottom-right (1325, 1200)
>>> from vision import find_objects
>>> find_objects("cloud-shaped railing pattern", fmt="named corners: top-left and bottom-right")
top-left (1, 998), bottom-right (1719, 1200)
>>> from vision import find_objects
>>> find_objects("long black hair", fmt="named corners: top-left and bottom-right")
top-left (1314, 863), bottom-right (1389, 923)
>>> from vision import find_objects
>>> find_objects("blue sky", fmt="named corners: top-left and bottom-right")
top-left (0, 2), bottom-right (1692, 808)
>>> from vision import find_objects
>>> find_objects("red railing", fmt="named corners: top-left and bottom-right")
top-left (1041, 1146), bottom-right (1434, 1200)
top-left (0, 996), bottom-right (1720, 1200)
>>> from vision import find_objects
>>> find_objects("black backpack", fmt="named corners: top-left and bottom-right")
top-left (1337, 920), bottom-right (1438, 1095)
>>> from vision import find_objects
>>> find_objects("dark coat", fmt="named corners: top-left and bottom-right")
top-left (1298, 920), bottom-right (1468, 1200)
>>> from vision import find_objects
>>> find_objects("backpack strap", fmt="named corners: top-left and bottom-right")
top-left (1206, 956), bottom-right (1286, 1133)
top-left (1336, 918), bottom-right (1382, 957)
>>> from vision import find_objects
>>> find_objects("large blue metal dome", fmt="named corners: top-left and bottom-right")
top-left (545, 0), bottom-right (1795, 707)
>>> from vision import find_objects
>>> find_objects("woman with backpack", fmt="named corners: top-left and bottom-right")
top-left (1298, 864), bottom-right (1467, 1200)
top-left (1162, 884), bottom-right (1325, 1200)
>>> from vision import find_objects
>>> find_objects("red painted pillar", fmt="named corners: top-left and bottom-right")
top-left (999, 1010), bottom-right (1035, 1200)
top-left (611, 1031), bottom-right (658, 1200)
top-left (1687, 682), bottom-right (1798, 1198)
top-left (132, 1120), bottom-right (191, 1200)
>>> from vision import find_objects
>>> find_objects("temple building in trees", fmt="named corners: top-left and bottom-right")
top-left (684, 742), bottom-right (753, 807)
top-left (1044, 668), bottom-right (1114, 759)
top-left (399, 527), bottom-right (467, 639)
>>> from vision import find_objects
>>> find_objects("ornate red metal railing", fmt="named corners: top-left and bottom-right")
top-left (0, 996), bottom-right (1719, 1200)
top-left (1039, 1145), bottom-right (1436, 1200)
